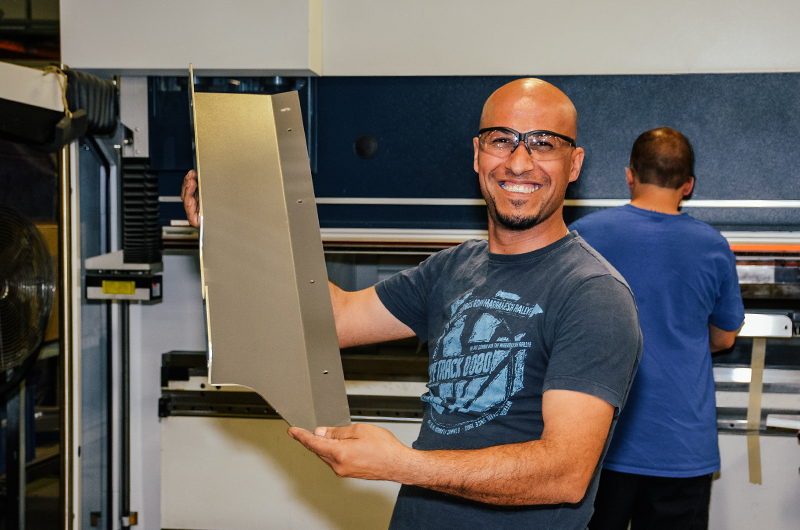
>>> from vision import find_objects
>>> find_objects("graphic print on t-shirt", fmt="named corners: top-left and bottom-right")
top-left (424, 290), bottom-right (542, 435)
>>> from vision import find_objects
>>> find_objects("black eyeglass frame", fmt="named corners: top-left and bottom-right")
top-left (478, 127), bottom-right (577, 155)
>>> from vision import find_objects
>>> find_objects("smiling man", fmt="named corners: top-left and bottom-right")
top-left (476, 79), bottom-right (582, 246)
top-left (182, 78), bottom-right (643, 530)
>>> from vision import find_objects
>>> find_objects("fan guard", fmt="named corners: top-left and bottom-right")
top-left (0, 204), bottom-right (56, 373)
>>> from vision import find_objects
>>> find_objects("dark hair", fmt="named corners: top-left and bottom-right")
top-left (629, 127), bottom-right (694, 189)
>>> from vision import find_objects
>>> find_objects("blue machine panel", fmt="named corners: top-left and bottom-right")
top-left (150, 74), bottom-right (800, 232)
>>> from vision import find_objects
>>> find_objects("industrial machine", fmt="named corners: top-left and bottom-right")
top-left (149, 73), bottom-right (800, 530)
top-left (2, 1), bottom-right (792, 528)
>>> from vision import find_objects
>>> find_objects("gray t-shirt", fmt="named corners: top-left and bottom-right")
top-left (375, 232), bottom-right (642, 530)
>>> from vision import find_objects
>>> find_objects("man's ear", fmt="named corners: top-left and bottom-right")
top-left (682, 177), bottom-right (695, 197)
top-left (625, 168), bottom-right (635, 190)
top-left (473, 137), bottom-right (480, 173)
top-left (568, 147), bottom-right (585, 183)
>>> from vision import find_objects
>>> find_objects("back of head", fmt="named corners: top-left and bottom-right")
top-left (629, 127), bottom-right (694, 189)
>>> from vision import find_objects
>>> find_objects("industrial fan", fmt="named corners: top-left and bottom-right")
top-left (0, 203), bottom-right (55, 528)
top-left (0, 204), bottom-right (55, 392)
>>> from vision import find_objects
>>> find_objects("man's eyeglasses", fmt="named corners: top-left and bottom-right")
top-left (478, 127), bottom-right (576, 161)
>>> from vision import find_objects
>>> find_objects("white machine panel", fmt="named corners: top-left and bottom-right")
top-left (161, 417), bottom-right (420, 530)
top-left (60, 0), bottom-right (322, 76)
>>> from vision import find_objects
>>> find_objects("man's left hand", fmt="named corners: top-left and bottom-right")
top-left (288, 423), bottom-right (413, 482)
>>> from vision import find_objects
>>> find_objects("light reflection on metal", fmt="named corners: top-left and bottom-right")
top-left (731, 368), bottom-right (752, 384)
top-left (190, 80), bottom-right (350, 431)
top-left (738, 313), bottom-right (793, 338)
top-left (713, 367), bottom-right (800, 385)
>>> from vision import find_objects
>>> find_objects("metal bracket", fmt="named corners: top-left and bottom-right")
top-left (738, 313), bottom-right (793, 338)
top-left (189, 74), bottom-right (350, 430)
top-left (120, 511), bottom-right (138, 526)
top-left (736, 313), bottom-right (793, 486)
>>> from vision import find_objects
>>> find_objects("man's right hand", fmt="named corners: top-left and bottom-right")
top-left (181, 170), bottom-right (200, 228)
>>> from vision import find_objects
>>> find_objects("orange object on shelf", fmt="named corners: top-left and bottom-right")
top-left (730, 245), bottom-right (800, 253)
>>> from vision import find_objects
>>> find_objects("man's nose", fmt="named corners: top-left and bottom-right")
top-left (506, 141), bottom-right (536, 175)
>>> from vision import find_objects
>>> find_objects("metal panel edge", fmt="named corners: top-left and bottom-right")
top-left (192, 90), bottom-right (348, 430)
top-left (272, 91), bottom-right (350, 427)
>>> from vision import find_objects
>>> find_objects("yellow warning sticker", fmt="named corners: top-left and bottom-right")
top-left (102, 280), bottom-right (136, 295)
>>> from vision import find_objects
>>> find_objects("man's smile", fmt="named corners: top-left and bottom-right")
top-left (499, 182), bottom-right (542, 194)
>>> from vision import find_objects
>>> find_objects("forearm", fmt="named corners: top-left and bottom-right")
top-left (401, 391), bottom-right (613, 504)
top-left (709, 323), bottom-right (739, 352)
top-left (289, 392), bottom-right (612, 506)
top-left (398, 439), bottom-right (594, 505)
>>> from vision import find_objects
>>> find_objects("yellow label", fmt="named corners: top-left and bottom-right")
top-left (102, 280), bottom-right (136, 295)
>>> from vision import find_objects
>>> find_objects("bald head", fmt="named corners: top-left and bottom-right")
top-left (629, 127), bottom-right (694, 189)
top-left (479, 78), bottom-right (578, 139)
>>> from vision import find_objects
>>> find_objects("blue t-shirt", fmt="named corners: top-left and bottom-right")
top-left (375, 233), bottom-right (642, 530)
top-left (570, 204), bottom-right (744, 478)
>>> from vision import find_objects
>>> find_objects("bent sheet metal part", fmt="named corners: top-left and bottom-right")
top-left (190, 87), bottom-right (350, 431)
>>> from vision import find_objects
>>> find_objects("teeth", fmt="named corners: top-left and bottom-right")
top-left (501, 183), bottom-right (541, 193)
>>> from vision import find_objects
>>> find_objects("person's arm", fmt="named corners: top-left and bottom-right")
top-left (181, 170), bottom-right (200, 228)
top-left (289, 388), bottom-right (614, 505)
top-left (329, 282), bottom-right (415, 348)
top-left (182, 170), bottom-right (415, 346)
top-left (709, 323), bottom-right (739, 353)
top-left (708, 244), bottom-right (745, 353)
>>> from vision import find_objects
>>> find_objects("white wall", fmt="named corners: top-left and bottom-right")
top-left (711, 434), bottom-right (800, 529)
top-left (161, 417), bottom-right (421, 530)
top-left (61, 0), bottom-right (800, 76)
top-left (60, 0), bottom-right (322, 76)
top-left (129, 251), bottom-right (207, 530)
top-left (323, 0), bottom-right (800, 75)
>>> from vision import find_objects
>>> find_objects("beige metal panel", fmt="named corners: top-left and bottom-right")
top-left (322, 0), bottom-right (800, 75)
top-left (60, 0), bottom-right (321, 76)
top-left (62, 0), bottom-right (800, 76)
top-left (192, 89), bottom-right (350, 430)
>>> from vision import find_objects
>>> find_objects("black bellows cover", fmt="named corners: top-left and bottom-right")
top-left (121, 161), bottom-right (162, 264)
top-left (64, 68), bottom-right (118, 136)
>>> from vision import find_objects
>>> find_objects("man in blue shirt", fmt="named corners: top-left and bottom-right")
top-left (569, 127), bottom-right (745, 530)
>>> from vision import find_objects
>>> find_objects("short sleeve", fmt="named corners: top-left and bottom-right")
top-left (542, 274), bottom-right (642, 412)
top-left (374, 249), bottom-right (450, 342)
top-left (709, 249), bottom-right (745, 332)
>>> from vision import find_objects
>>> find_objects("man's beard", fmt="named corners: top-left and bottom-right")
top-left (484, 193), bottom-right (554, 232)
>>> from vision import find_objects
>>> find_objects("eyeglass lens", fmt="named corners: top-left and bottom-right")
top-left (480, 129), bottom-right (572, 160)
